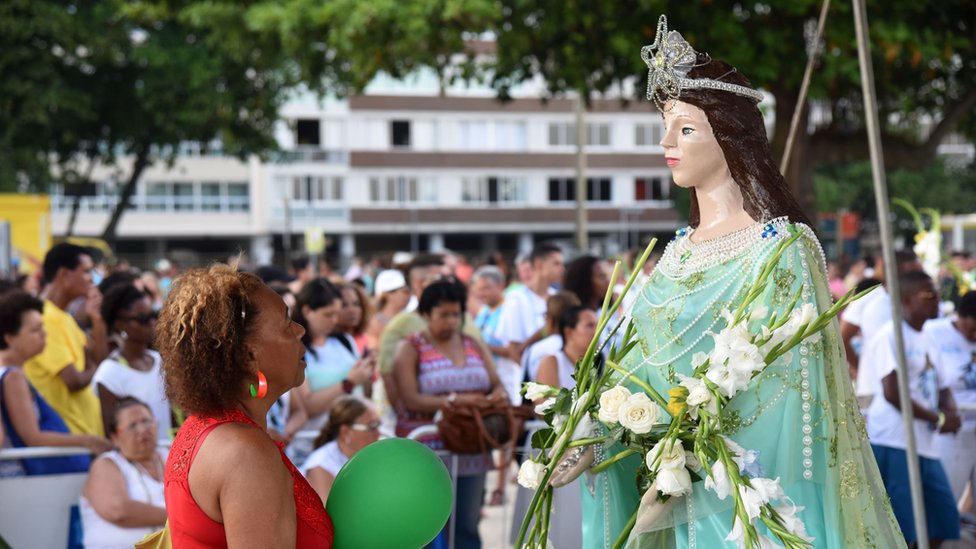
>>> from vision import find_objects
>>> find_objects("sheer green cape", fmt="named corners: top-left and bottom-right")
top-left (582, 220), bottom-right (906, 548)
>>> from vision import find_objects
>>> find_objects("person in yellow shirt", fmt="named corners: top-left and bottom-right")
top-left (24, 243), bottom-right (108, 436)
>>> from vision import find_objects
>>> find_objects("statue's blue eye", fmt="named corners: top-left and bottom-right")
top-left (681, 127), bottom-right (694, 135)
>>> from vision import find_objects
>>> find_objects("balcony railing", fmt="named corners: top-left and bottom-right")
top-left (51, 194), bottom-right (251, 214)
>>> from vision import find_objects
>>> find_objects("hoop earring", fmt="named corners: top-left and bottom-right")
top-left (249, 371), bottom-right (268, 398)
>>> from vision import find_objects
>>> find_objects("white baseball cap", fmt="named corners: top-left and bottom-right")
top-left (374, 269), bottom-right (407, 296)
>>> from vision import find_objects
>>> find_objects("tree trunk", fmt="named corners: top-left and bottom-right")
top-left (771, 91), bottom-right (816, 223)
top-left (101, 145), bottom-right (150, 248)
top-left (65, 193), bottom-right (81, 237)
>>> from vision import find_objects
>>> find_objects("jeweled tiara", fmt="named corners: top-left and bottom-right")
top-left (641, 15), bottom-right (765, 109)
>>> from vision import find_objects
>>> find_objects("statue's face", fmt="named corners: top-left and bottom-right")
top-left (660, 100), bottom-right (730, 189)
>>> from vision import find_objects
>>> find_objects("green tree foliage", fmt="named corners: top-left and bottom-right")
top-left (1, 0), bottom-right (294, 243)
top-left (815, 160), bottom-right (976, 219)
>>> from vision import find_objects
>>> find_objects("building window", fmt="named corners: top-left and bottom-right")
top-left (296, 119), bottom-right (321, 146)
top-left (495, 122), bottom-right (527, 150)
top-left (635, 123), bottom-right (663, 146)
top-left (548, 123), bottom-right (576, 147)
top-left (226, 183), bottom-right (250, 212)
top-left (548, 123), bottom-right (611, 146)
top-left (368, 176), bottom-right (435, 203)
top-left (173, 183), bottom-right (195, 211)
top-left (586, 178), bottom-right (612, 201)
top-left (587, 123), bottom-right (611, 146)
top-left (201, 182), bottom-right (221, 211)
top-left (548, 177), bottom-right (612, 202)
top-left (145, 182), bottom-right (169, 212)
top-left (459, 121), bottom-right (489, 150)
top-left (391, 120), bottom-right (411, 148)
top-left (635, 177), bottom-right (667, 201)
top-left (461, 177), bottom-right (527, 204)
top-left (291, 176), bottom-right (343, 202)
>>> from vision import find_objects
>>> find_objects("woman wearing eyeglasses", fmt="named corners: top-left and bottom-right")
top-left (93, 283), bottom-right (172, 440)
top-left (80, 397), bottom-right (167, 549)
top-left (300, 395), bottom-right (381, 505)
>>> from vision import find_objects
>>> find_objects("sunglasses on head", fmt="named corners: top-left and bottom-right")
top-left (122, 311), bottom-right (158, 325)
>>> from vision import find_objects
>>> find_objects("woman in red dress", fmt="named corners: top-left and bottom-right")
top-left (156, 264), bottom-right (333, 548)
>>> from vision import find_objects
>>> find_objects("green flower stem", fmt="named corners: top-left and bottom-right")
top-left (590, 448), bottom-right (640, 475)
top-left (606, 361), bottom-right (669, 409)
top-left (610, 507), bottom-right (639, 549)
top-left (568, 436), bottom-right (608, 448)
top-left (541, 488), bottom-right (552, 547)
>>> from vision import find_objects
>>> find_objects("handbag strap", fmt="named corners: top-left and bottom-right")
top-left (470, 404), bottom-right (518, 452)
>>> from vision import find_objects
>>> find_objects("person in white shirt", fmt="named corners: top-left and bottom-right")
top-left (300, 395), bottom-right (380, 506)
top-left (93, 283), bottom-right (172, 441)
top-left (495, 243), bottom-right (565, 368)
top-left (866, 271), bottom-right (962, 547)
top-left (928, 292), bottom-right (976, 509)
top-left (840, 250), bottom-right (922, 407)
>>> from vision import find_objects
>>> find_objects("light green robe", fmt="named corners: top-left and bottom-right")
top-left (582, 219), bottom-right (906, 549)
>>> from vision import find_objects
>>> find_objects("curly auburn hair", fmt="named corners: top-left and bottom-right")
top-left (156, 264), bottom-right (265, 415)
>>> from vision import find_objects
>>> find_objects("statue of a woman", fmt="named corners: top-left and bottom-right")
top-left (582, 17), bottom-right (907, 548)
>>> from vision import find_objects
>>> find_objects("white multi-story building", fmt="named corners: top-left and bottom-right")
top-left (51, 68), bottom-right (679, 268)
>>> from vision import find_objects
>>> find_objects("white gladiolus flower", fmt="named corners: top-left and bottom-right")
top-left (725, 516), bottom-right (746, 548)
top-left (774, 504), bottom-right (815, 544)
top-left (646, 439), bottom-right (686, 471)
top-left (914, 230), bottom-right (941, 279)
top-left (677, 374), bottom-right (714, 420)
top-left (704, 459), bottom-right (732, 500)
top-left (757, 534), bottom-right (781, 549)
top-left (523, 382), bottom-right (555, 401)
top-left (517, 460), bottom-right (546, 489)
top-left (726, 336), bottom-right (765, 376)
top-left (690, 351), bottom-right (709, 371)
top-left (749, 304), bottom-right (769, 322)
top-left (738, 484), bottom-right (765, 520)
top-left (618, 392), bottom-right (661, 434)
top-left (750, 477), bottom-right (785, 507)
top-left (598, 386), bottom-right (631, 424)
top-left (705, 362), bottom-right (751, 398)
top-left (535, 398), bottom-right (556, 415)
top-left (655, 465), bottom-right (693, 496)
top-left (684, 451), bottom-right (703, 473)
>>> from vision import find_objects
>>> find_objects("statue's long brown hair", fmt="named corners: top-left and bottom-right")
top-left (678, 56), bottom-right (811, 229)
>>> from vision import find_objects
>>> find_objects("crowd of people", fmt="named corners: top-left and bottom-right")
top-left (0, 236), bottom-right (975, 548)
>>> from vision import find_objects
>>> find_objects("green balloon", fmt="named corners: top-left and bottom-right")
top-left (326, 438), bottom-right (453, 549)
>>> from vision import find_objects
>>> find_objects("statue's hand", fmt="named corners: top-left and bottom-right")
top-left (634, 482), bottom-right (679, 533)
top-left (548, 445), bottom-right (594, 488)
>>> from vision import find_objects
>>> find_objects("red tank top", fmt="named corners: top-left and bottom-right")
top-left (164, 409), bottom-right (334, 548)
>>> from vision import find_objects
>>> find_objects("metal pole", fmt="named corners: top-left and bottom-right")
top-left (780, 0), bottom-right (831, 173)
top-left (575, 93), bottom-right (588, 251)
top-left (852, 0), bottom-right (929, 546)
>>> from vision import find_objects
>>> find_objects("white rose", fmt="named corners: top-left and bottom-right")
top-left (517, 460), bottom-right (546, 489)
top-left (655, 466), bottom-right (692, 496)
top-left (598, 386), bottom-right (631, 424)
top-left (618, 392), bottom-right (661, 434)
top-left (523, 382), bottom-right (555, 401)
top-left (646, 439), bottom-right (686, 471)
top-left (535, 397), bottom-right (556, 416)
top-left (704, 459), bottom-right (731, 500)
top-left (678, 375), bottom-right (712, 407)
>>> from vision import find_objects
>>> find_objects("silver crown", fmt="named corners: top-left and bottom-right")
top-left (641, 16), bottom-right (764, 109)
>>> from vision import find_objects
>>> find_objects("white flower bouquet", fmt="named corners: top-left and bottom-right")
top-left (515, 226), bottom-right (874, 549)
